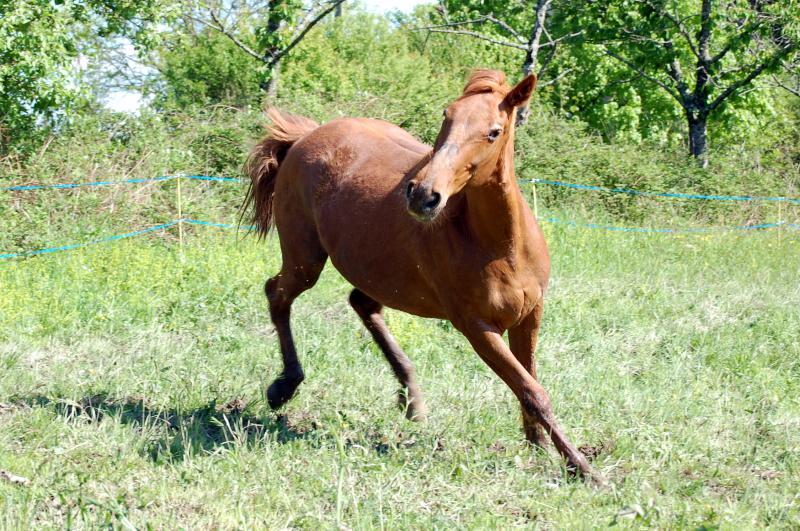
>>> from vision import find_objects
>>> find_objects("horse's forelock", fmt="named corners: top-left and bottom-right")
top-left (460, 70), bottom-right (510, 99)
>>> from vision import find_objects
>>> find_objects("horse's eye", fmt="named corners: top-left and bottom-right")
top-left (487, 127), bottom-right (503, 142)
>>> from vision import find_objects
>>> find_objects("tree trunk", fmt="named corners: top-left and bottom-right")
top-left (516, 51), bottom-right (536, 127)
top-left (265, 62), bottom-right (280, 98)
top-left (516, 0), bottom-right (551, 127)
top-left (688, 112), bottom-right (709, 168)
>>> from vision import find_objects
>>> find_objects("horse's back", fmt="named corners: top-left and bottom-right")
top-left (274, 117), bottom-right (445, 316)
top-left (277, 116), bottom-right (426, 214)
top-left (276, 117), bottom-right (424, 202)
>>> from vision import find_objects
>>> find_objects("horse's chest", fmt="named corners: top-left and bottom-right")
top-left (444, 258), bottom-right (539, 329)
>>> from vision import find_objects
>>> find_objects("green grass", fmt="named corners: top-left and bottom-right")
top-left (1, 224), bottom-right (799, 529)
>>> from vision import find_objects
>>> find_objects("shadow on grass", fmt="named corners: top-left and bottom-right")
top-left (15, 393), bottom-right (318, 463)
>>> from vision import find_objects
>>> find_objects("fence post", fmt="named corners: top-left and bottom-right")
top-left (532, 179), bottom-right (539, 219)
top-left (177, 174), bottom-right (184, 250)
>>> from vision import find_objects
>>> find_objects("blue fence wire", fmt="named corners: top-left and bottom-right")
top-left (531, 178), bottom-right (800, 204)
top-left (542, 217), bottom-right (789, 234)
top-left (1, 173), bottom-right (797, 260)
top-left (183, 176), bottom-right (244, 183)
top-left (0, 221), bottom-right (181, 260)
top-left (1, 217), bottom-right (795, 262)
top-left (4, 173), bottom-right (798, 204)
top-left (1, 175), bottom-right (178, 191)
top-left (182, 218), bottom-right (255, 230)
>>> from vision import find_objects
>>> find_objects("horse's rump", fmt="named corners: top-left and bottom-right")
top-left (243, 108), bottom-right (319, 236)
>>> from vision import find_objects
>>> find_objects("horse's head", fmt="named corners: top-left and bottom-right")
top-left (406, 70), bottom-right (536, 222)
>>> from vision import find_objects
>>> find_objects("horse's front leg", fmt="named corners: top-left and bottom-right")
top-left (508, 305), bottom-right (548, 447)
top-left (458, 320), bottom-right (598, 482)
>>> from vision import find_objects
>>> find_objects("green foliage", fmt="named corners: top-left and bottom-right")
top-left (554, 0), bottom-right (799, 147)
top-left (156, 29), bottom-right (262, 109)
top-left (2, 98), bottom-right (797, 261)
top-left (516, 105), bottom-right (799, 224)
top-left (0, 106), bottom-right (259, 254)
top-left (436, 0), bottom-right (799, 152)
top-left (280, 12), bottom-right (456, 142)
top-left (254, 0), bottom-right (303, 56)
top-left (0, 1), bottom-right (84, 151)
top-left (0, 0), bottom-right (166, 153)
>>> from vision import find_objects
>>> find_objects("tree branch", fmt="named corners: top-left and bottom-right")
top-left (639, 0), bottom-right (701, 59)
top-left (539, 30), bottom-right (583, 47)
top-left (485, 13), bottom-right (526, 42)
top-left (193, 11), bottom-right (263, 61)
top-left (663, 40), bottom-right (690, 101)
top-left (771, 75), bottom-right (800, 97)
top-left (267, 0), bottom-right (345, 66)
top-left (697, 0), bottom-right (713, 63)
top-left (605, 49), bottom-right (682, 103)
top-left (413, 15), bottom-right (526, 43)
top-left (539, 67), bottom-right (573, 87)
top-left (707, 46), bottom-right (796, 111)
top-left (538, 40), bottom-right (558, 76)
top-left (415, 28), bottom-right (529, 51)
top-left (522, 0), bottom-right (552, 75)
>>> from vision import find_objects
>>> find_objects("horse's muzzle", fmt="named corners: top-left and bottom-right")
top-left (406, 181), bottom-right (442, 221)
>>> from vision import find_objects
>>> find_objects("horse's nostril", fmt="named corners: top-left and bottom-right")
top-left (406, 182), bottom-right (415, 199)
top-left (425, 192), bottom-right (441, 210)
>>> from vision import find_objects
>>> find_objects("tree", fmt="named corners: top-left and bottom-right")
top-left (416, 0), bottom-right (577, 125)
top-left (154, 28), bottom-right (263, 108)
top-left (772, 58), bottom-right (800, 97)
top-left (0, 0), bottom-right (164, 152)
top-left (571, 0), bottom-right (799, 166)
top-left (187, 0), bottom-right (346, 96)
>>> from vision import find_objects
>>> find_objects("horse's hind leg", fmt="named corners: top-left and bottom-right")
top-left (265, 227), bottom-right (327, 410)
top-left (349, 289), bottom-right (427, 421)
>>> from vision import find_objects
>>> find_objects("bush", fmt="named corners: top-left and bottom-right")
top-left (155, 30), bottom-right (263, 110)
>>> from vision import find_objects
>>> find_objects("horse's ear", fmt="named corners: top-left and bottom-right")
top-left (503, 74), bottom-right (537, 108)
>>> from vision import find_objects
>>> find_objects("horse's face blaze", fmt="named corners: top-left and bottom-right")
top-left (407, 74), bottom-right (536, 223)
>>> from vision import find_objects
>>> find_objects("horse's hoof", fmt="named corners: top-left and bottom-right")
top-left (267, 374), bottom-right (303, 410)
top-left (405, 400), bottom-right (427, 422)
top-left (566, 458), bottom-right (607, 487)
top-left (397, 389), bottom-right (427, 422)
top-left (588, 472), bottom-right (610, 488)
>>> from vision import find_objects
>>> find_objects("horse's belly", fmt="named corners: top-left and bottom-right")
top-left (334, 257), bottom-right (447, 318)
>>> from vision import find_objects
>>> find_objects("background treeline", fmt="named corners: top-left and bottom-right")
top-left (1, 0), bottom-right (799, 242)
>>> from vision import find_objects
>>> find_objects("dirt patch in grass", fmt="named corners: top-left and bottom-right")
top-left (579, 440), bottom-right (615, 461)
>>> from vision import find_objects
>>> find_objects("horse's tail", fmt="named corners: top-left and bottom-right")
top-left (243, 108), bottom-right (319, 236)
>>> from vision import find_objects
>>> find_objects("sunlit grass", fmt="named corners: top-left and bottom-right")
top-left (1, 225), bottom-right (798, 528)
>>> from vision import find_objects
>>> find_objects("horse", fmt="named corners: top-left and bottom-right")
top-left (244, 69), bottom-right (598, 482)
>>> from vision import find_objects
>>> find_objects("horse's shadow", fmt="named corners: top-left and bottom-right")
top-left (16, 393), bottom-right (317, 463)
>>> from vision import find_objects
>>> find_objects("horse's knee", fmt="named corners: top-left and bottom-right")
top-left (265, 276), bottom-right (293, 321)
top-left (265, 276), bottom-right (279, 300)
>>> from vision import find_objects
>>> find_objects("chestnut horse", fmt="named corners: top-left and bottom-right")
top-left (245, 70), bottom-right (597, 481)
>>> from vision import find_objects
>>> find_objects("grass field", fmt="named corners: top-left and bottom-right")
top-left (1, 222), bottom-right (798, 529)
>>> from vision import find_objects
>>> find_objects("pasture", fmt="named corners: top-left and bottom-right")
top-left (1, 221), bottom-right (798, 528)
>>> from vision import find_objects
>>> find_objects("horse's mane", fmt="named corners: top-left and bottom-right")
top-left (459, 69), bottom-right (510, 99)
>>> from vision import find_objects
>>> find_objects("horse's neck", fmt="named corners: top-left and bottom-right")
top-left (461, 145), bottom-right (528, 261)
